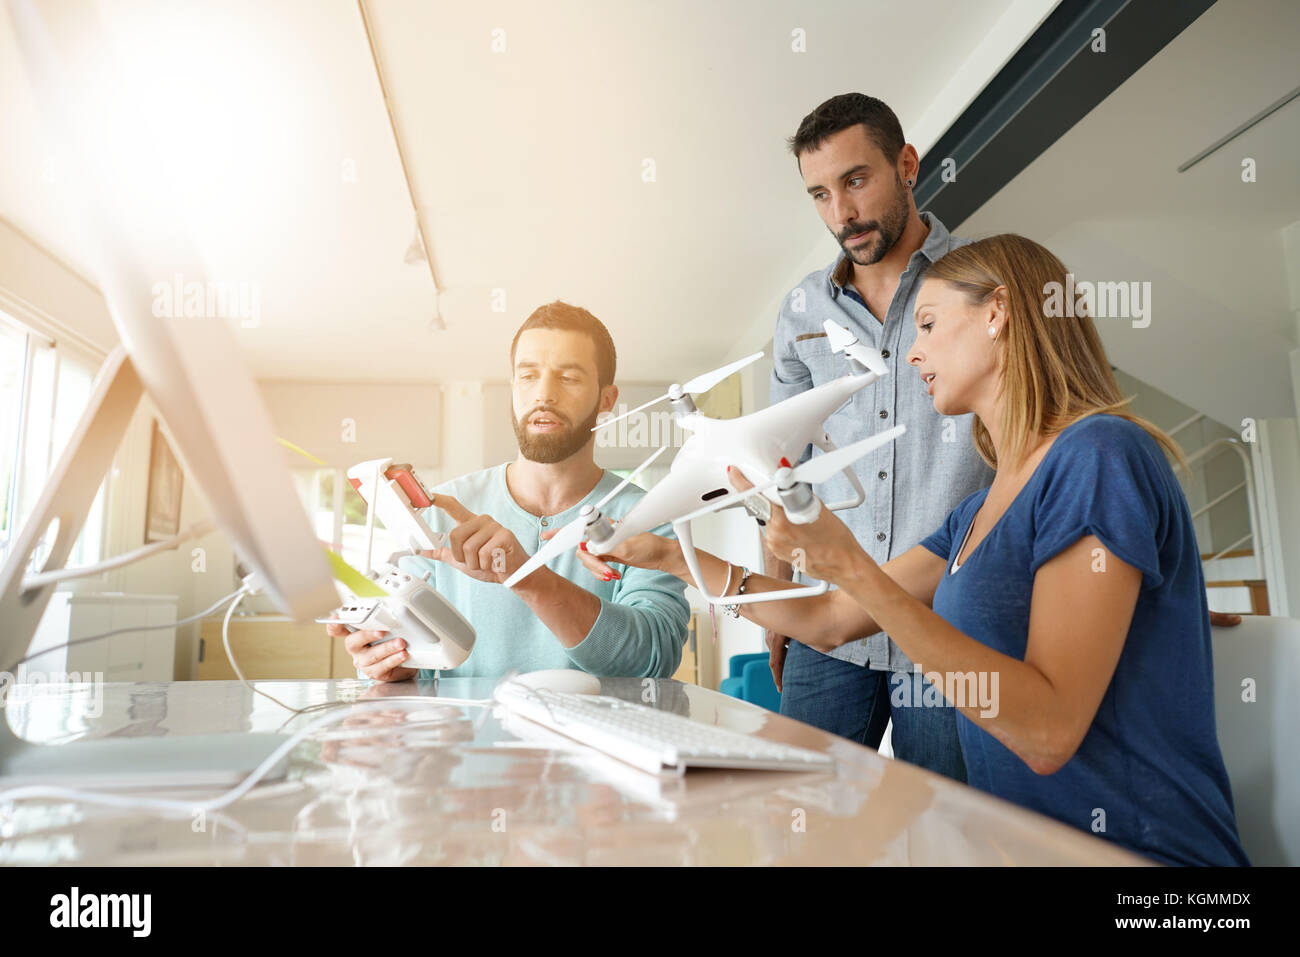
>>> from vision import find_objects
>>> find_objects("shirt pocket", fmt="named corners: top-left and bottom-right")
top-left (791, 335), bottom-right (839, 387)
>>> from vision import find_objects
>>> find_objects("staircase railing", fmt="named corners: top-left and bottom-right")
top-left (1178, 437), bottom-right (1267, 612)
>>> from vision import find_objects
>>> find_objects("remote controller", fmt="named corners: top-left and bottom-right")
top-left (319, 561), bottom-right (475, 671)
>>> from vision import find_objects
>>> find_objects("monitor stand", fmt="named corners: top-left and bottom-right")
top-left (0, 348), bottom-right (288, 790)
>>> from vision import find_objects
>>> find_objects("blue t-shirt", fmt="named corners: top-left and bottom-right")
top-left (919, 415), bottom-right (1248, 866)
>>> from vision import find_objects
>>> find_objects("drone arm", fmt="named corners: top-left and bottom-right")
top-left (672, 520), bottom-right (829, 605)
top-left (810, 434), bottom-right (867, 512)
top-left (710, 581), bottom-right (828, 605)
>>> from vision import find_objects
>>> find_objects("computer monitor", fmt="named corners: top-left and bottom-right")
top-left (0, 0), bottom-right (339, 786)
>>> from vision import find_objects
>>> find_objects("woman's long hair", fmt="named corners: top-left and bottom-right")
top-left (922, 234), bottom-right (1186, 472)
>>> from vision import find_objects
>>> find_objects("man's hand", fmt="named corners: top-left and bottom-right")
top-left (762, 536), bottom-right (795, 695)
top-left (327, 623), bottom-right (418, 682)
top-left (765, 630), bottom-right (789, 693)
top-left (422, 493), bottom-right (529, 584)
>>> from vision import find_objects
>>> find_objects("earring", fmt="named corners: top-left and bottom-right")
top-left (906, 179), bottom-right (914, 188)
top-left (988, 326), bottom-right (998, 338)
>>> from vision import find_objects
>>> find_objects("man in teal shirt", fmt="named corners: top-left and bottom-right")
top-left (329, 301), bottom-right (689, 680)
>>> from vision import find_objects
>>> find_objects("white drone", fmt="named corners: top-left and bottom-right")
top-left (504, 320), bottom-right (905, 606)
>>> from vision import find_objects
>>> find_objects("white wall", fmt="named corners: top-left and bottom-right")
top-left (1284, 218), bottom-right (1300, 421)
top-left (437, 381), bottom-right (522, 478)
top-left (1252, 418), bottom-right (1300, 618)
top-left (259, 379), bottom-right (440, 470)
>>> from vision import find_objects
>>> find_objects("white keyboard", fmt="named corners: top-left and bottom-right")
top-left (493, 683), bottom-right (834, 775)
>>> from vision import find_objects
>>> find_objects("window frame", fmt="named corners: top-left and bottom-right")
top-left (0, 308), bottom-right (110, 577)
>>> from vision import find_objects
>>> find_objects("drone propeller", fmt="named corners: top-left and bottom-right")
top-left (593, 351), bottom-right (765, 433)
top-left (676, 425), bottom-right (907, 524)
top-left (823, 320), bottom-right (889, 377)
top-left (503, 446), bottom-right (667, 588)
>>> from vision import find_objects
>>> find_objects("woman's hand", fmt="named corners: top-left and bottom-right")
top-left (541, 524), bottom-right (680, 582)
top-left (727, 467), bottom-right (870, 585)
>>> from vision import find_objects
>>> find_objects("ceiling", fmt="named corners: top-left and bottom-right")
top-left (0, 0), bottom-right (1055, 382)
top-left (959, 0), bottom-right (1300, 427)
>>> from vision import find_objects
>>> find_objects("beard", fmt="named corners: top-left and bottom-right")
top-left (512, 399), bottom-right (602, 464)
top-left (837, 174), bottom-right (910, 266)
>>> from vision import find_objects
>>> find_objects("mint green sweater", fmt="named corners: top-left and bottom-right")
top-left (395, 464), bottom-right (690, 679)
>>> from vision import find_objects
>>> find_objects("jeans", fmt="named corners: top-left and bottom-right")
top-left (779, 639), bottom-right (967, 783)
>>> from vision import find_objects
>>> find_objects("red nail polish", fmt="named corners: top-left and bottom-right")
top-left (611, 571), bottom-right (621, 580)
top-left (602, 573), bottom-right (612, 581)
top-left (580, 541), bottom-right (588, 551)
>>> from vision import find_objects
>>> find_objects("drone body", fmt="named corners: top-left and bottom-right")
top-left (585, 369), bottom-right (881, 545)
top-left (504, 320), bottom-right (907, 605)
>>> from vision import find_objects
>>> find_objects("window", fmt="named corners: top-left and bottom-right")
top-left (0, 311), bottom-right (106, 572)
top-left (610, 466), bottom-right (667, 491)
top-left (293, 466), bottom-right (435, 574)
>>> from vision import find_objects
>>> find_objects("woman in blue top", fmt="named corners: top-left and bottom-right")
top-left (580, 234), bottom-right (1248, 866)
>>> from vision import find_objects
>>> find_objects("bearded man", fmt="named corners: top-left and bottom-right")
top-left (330, 300), bottom-right (690, 680)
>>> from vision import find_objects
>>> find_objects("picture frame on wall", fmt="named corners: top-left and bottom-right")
top-left (144, 420), bottom-right (183, 543)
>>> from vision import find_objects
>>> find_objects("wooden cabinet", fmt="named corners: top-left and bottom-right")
top-left (197, 615), bottom-right (354, 680)
top-left (672, 613), bottom-right (700, 685)
top-left (200, 613), bottom-right (704, 684)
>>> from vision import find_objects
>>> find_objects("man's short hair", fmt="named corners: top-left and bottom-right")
top-left (788, 93), bottom-right (906, 165)
top-left (510, 301), bottom-right (617, 388)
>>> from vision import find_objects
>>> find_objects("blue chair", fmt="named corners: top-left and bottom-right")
top-left (719, 652), bottom-right (781, 712)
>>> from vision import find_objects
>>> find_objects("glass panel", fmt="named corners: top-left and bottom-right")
top-left (52, 352), bottom-right (93, 460)
top-left (16, 344), bottom-right (56, 539)
top-left (0, 320), bottom-right (26, 561)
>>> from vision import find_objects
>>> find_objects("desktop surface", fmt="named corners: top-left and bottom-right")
top-left (0, 677), bottom-right (1149, 866)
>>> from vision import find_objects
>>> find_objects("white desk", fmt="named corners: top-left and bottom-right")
top-left (0, 677), bottom-right (1149, 866)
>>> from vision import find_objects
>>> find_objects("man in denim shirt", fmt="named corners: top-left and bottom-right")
top-left (766, 94), bottom-right (993, 781)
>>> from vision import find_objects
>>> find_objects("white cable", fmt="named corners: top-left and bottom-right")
top-left (20, 519), bottom-right (216, 590)
top-left (0, 698), bottom-right (489, 816)
top-left (4, 585), bottom-right (246, 673)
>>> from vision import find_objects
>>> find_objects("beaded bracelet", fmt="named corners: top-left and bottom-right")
top-left (724, 567), bottom-right (753, 619)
